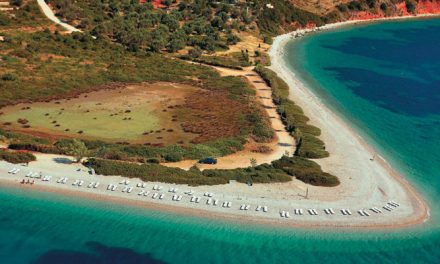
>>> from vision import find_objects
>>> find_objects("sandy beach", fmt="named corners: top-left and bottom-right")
top-left (0, 139), bottom-right (428, 229)
top-left (1, 15), bottom-right (436, 229)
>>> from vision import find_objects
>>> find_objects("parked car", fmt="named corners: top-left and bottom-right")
top-left (198, 157), bottom-right (217, 165)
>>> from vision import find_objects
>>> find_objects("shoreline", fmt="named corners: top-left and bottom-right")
top-left (269, 14), bottom-right (434, 228)
top-left (0, 176), bottom-right (428, 230)
top-left (0, 140), bottom-right (429, 229)
top-left (0, 14), bottom-right (436, 230)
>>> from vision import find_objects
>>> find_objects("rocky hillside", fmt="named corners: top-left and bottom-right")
top-left (290, 0), bottom-right (440, 23)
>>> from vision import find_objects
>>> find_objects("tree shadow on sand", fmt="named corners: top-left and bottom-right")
top-left (31, 241), bottom-right (167, 264)
top-left (52, 157), bottom-right (74, 164)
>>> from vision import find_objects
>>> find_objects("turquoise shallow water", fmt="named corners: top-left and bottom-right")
top-left (1, 18), bottom-right (440, 263)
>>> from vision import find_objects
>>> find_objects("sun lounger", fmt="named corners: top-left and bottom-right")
top-left (213, 199), bottom-right (218, 206)
top-left (93, 182), bottom-right (99, 188)
top-left (143, 191), bottom-right (150, 196)
top-left (256, 205), bottom-right (261, 211)
top-left (88, 182), bottom-right (94, 188)
top-left (206, 198), bottom-right (212, 205)
top-left (370, 207), bottom-right (381, 213)
top-left (383, 205), bottom-right (392, 211)
top-left (159, 193), bottom-right (164, 199)
top-left (263, 206), bottom-right (268, 212)
top-left (389, 201), bottom-right (400, 207)
top-left (152, 193), bottom-right (158, 199)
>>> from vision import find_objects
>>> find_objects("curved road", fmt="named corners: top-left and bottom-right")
top-left (36, 0), bottom-right (81, 33)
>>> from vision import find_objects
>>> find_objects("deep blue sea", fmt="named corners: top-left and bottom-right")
top-left (1, 18), bottom-right (440, 263)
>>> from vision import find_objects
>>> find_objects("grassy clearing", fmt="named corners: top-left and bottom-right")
top-left (0, 82), bottom-right (199, 144)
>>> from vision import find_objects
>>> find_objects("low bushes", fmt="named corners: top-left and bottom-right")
top-left (8, 143), bottom-right (60, 154)
top-left (1, 130), bottom-right (247, 164)
top-left (85, 158), bottom-right (230, 186)
top-left (179, 55), bottom-right (245, 70)
top-left (272, 156), bottom-right (339, 186)
top-left (0, 149), bottom-right (36, 164)
top-left (85, 155), bottom-right (338, 187)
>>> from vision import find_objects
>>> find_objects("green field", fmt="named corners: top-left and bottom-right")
top-left (0, 83), bottom-right (198, 144)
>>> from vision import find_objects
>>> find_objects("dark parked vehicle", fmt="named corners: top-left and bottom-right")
top-left (198, 157), bottom-right (217, 165)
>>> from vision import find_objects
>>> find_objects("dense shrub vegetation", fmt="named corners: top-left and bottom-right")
top-left (255, 65), bottom-right (329, 159)
top-left (85, 155), bottom-right (339, 187)
top-left (0, 149), bottom-right (36, 164)
top-left (47, 0), bottom-right (254, 53)
top-left (180, 51), bottom-right (252, 69)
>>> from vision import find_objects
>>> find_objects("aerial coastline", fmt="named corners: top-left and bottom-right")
top-left (3, 2), bottom-right (440, 263)
top-left (268, 14), bottom-right (439, 227)
top-left (0, 4), bottom-right (437, 229)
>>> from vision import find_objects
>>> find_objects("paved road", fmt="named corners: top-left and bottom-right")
top-left (36, 0), bottom-right (81, 33)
